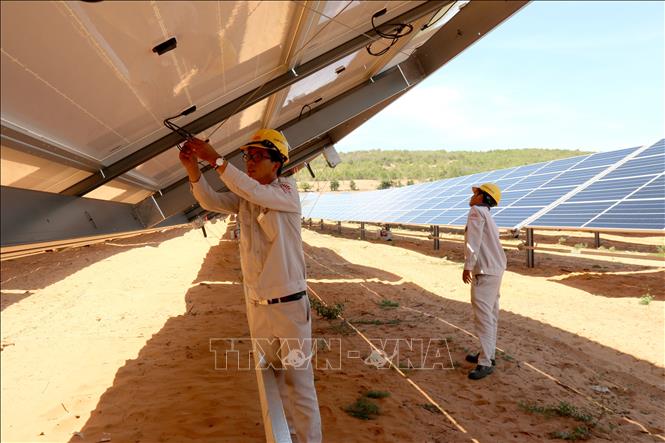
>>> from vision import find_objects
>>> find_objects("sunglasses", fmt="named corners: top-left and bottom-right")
top-left (244, 139), bottom-right (287, 161)
top-left (242, 151), bottom-right (272, 162)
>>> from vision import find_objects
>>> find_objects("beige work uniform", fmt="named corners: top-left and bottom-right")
top-left (464, 205), bottom-right (507, 367)
top-left (192, 163), bottom-right (322, 443)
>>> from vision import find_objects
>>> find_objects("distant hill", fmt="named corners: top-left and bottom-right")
top-left (295, 149), bottom-right (592, 183)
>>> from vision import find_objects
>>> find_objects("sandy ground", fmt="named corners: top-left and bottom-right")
top-left (1, 220), bottom-right (664, 442)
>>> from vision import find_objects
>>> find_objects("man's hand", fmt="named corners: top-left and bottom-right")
top-left (184, 137), bottom-right (219, 165)
top-left (462, 270), bottom-right (473, 284)
top-left (178, 145), bottom-right (201, 182)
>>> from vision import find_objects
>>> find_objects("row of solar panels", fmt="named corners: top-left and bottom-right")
top-left (300, 139), bottom-right (665, 231)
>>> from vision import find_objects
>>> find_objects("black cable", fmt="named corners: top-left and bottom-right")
top-left (365, 9), bottom-right (413, 57)
top-left (298, 97), bottom-right (322, 121)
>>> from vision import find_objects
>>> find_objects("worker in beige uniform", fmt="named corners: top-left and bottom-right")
top-left (178, 129), bottom-right (322, 443)
top-left (462, 183), bottom-right (507, 380)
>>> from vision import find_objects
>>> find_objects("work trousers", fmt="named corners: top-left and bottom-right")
top-left (246, 295), bottom-right (322, 443)
top-left (470, 274), bottom-right (503, 367)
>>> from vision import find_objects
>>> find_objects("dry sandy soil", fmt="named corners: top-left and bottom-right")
top-left (1, 220), bottom-right (663, 443)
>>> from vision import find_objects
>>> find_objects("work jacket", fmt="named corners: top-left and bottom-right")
top-left (464, 205), bottom-right (507, 276)
top-left (191, 164), bottom-right (307, 301)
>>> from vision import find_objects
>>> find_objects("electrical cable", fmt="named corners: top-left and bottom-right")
top-left (365, 9), bottom-right (413, 57)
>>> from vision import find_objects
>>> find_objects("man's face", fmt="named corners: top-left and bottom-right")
top-left (469, 188), bottom-right (484, 206)
top-left (244, 147), bottom-right (279, 184)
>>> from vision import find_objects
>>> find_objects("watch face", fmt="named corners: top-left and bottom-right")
top-left (215, 157), bottom-right (224, 167)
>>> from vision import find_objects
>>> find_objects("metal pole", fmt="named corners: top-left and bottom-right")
top-left (320, 219), bottom-right (324, 230)
top-left (526, 228), bottom-right (535, 268)
top-left (308, 218), bottom-right (312, 229)
top-left (360, 222), bottom-right (365, 240)
top-left (594, 232), bottom-right (601, 248)
top-left (337, 221), bottom-right (342, 234)
top-left (432, 225), bottom-right (440, 250)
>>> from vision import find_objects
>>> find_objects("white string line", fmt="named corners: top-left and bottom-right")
top-left (304, 246), bottom-right (665, 441)
top-left (305, 283), bottom-right (469, 436)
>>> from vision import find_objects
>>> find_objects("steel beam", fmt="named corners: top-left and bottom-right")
top-left (60, 1), bottom-right (450, 197)
top-left (1, 185), bottom-right (143, 247)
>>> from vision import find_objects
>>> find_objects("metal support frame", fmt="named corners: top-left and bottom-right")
top-left (320, 219), bottom-right (324, 230)
top-left (432, 225), bottom-right (440, 250)
top-left (1, 185), bottom-right (145, 247)
top-left (594, 232), bottom-right (601, 248)
top-left (526, 228), bottom-right (535, 268)
top-left (59, 1), bottom-right (450, 197)
top-left (337, 221), bottom-right (342, 234)
top-left (360, 222), bottom-right (366, 240)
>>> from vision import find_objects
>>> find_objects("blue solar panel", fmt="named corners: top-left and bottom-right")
top-left (528, 141), bottom-right (664, 230)
top-left (635, 139), bottom-right (664, 158)
top-left (300, 141), bottom-right (664, 231)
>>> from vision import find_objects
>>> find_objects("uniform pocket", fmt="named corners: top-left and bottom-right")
top-left (257, 210), bottom-right (278, 242)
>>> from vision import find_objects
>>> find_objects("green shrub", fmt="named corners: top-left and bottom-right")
top-left (344, 397), bottom-right (380, 420)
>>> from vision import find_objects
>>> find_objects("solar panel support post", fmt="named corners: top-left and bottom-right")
top-left (320, 219), bottom-right (324, 231)
top-left (432, 225), bottom-right (440, 250)
top-left (337, 221), bottom-right (342, 234)
top-left (526, 228), bottom-right (535, 268)
top-left (360, 222), bottom-right (366, 240)
top-left (594, 232), bottom-right (601, 248)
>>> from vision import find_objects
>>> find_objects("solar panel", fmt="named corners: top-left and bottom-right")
top-left (300, 140), bottom-right (664, 232)
top-left (529, 140), bottom-right (664, 230)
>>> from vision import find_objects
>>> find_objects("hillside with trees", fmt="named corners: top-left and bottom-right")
top-left (295, 148), bottom-right (591, 190)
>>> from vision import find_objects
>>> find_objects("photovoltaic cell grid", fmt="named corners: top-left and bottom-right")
top-left (299, 140), bottom-right (665, 231)
top-left (530, 139), bottom-right (665, 230)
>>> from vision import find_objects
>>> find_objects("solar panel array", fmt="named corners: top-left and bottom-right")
top-left (300, 139), bottom-right (665, 232)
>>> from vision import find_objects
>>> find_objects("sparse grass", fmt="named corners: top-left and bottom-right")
top-left (378, 299), bottom-right (400, 309)
top-left (519, 401), bottom-right (594, 423)
top-left (558, 236), bottom-right (568, 245)
top-left (656, 244), bottom-right (665, 257)
top-left (309, 296), bottom-right (344, 320)
top-left (608, 246), bottom-right (616, 251)
top-left (420, 403), bottom-right (442, 414)
top-left (639, 293), bottom-right (654, 305)
top-left (549, 426), bottom-right (592, 441)
top-left (573, 243), bottom-right (588, 250)
top-left (365, 390), bottom-right (391, 399)
top-left (497, 350), bottom-right (515, 362)
top-left (344, 397), bottom-right (380, 420)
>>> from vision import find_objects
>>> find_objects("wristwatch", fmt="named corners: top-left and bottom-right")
top-left (213, 157), bottom-right (225, 169)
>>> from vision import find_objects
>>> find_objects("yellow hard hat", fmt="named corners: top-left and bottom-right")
top-left (241, 128), bottom-right (290, 162)
top-left (472, 182), bottom-right (502, 206)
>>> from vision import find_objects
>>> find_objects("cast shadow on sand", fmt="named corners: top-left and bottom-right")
top-left (69, 240), bottom-right (663, 443)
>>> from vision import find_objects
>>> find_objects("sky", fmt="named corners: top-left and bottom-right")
top-left (335, 1), bottom-right (664, 153)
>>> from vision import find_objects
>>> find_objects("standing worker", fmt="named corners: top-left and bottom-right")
top-left (178, 129), bottom-right (322, 442)
top-left (462, 183), bottom-right (507, 380)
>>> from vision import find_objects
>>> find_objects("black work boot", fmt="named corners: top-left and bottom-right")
top-left (465, 352), bottom-right (496, 366)
top-left (468, 364), bottom-right (494, 380)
